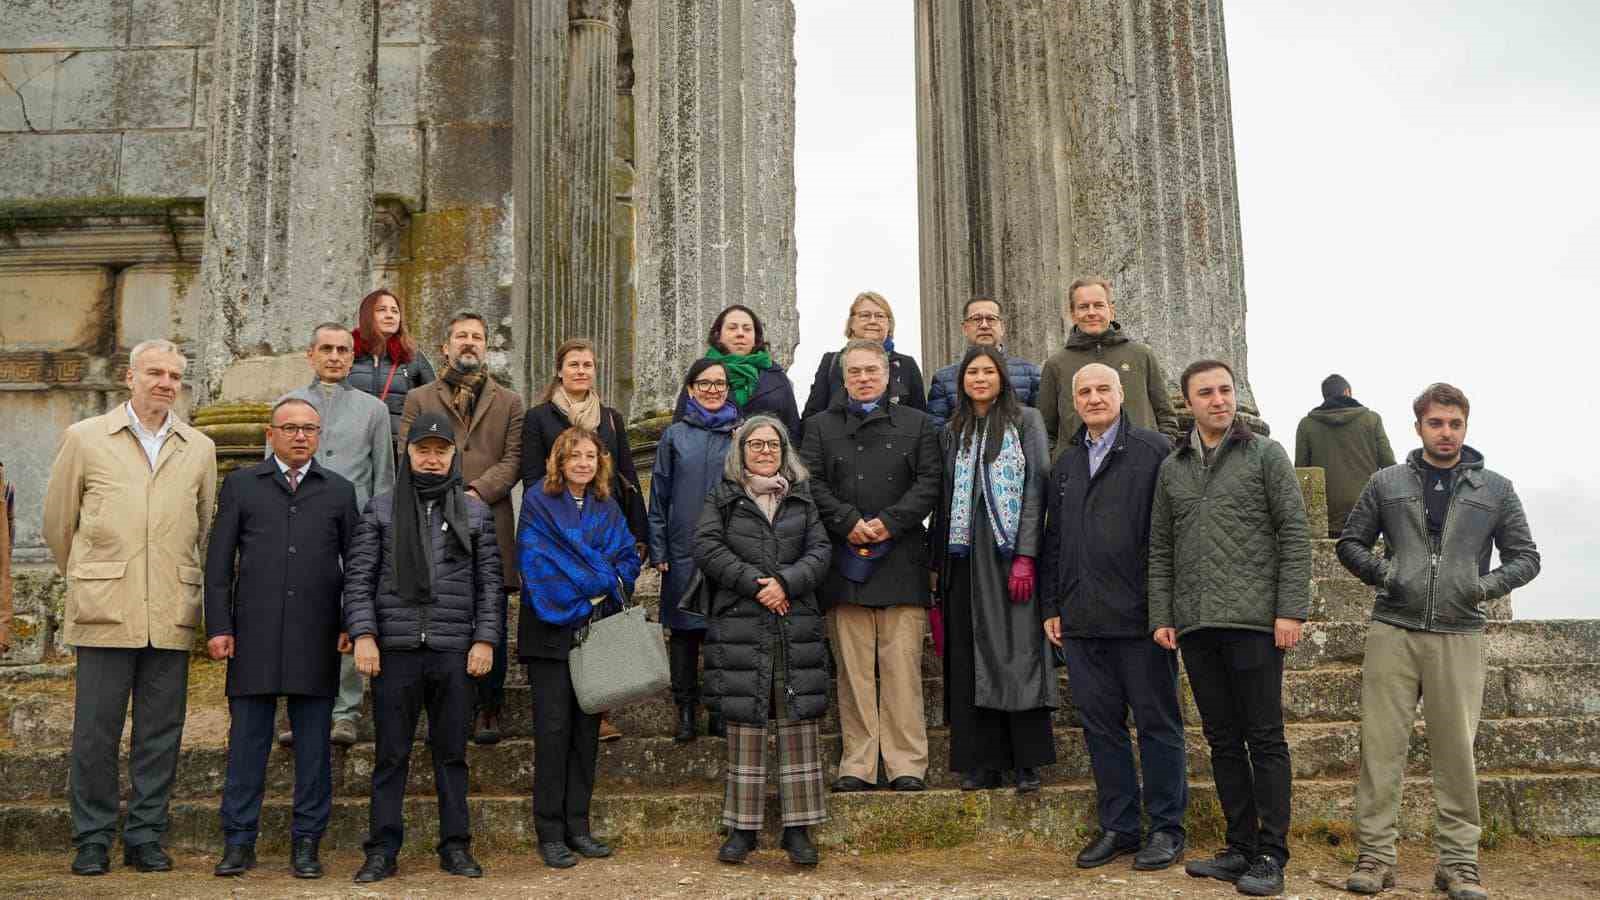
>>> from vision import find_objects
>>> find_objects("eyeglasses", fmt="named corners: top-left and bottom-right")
top-left (964, 314), bottom-right (1002, 326)
top-left (273, 424), bottom-right (322, 437)
top-left (744, 439), bottom-right (782, 453)
top-left (852, 311), bottom-right (890, 321)
top-left (692, 380), bottom-right (729, 392)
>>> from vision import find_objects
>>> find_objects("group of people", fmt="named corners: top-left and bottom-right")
top-left (31, 278), bottom-right (1538, 899)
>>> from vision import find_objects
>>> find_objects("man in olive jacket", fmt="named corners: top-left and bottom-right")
top-left (1335, 383), bottom-right (1538, 900)
top-left (1148, 359), bottom-right (1310, 897)
top-left (801, 339), bottom-right (942, 793)
top-left (1038, 277), bottom-right (1181, 460)
top-left (1294, 374), bottom-right (1396, 536)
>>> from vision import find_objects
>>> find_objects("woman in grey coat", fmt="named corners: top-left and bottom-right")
top-left (929, 345), bottom-right (1058, 794)
top-left (649, 358), bottom-right (740, 741)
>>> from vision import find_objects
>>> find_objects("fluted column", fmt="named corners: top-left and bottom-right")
top-left (633, 0), bottom-right (797, 417)
top-left (513, 1), bottom-right (569, 397)
top-left (198, 0), bottom-right (377, 402)
top-left (565, 0), bottom-right (621, 403)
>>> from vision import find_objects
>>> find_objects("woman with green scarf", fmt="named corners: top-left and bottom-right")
top-left (673, 305), bottom-right (800, 439)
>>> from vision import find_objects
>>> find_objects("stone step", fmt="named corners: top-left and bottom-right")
top-left (2, 715), bottom-right (1593, 804)
top-left (1287, 619), bottom-right (1600, 670)
top-left (0, 771), bottom-right (1593, 853)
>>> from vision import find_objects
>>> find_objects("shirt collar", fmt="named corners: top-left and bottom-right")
top-left (125, 401), bottom-right (174, 439)
top-left (1084, 417), bottom-right (1121, 450)
top-left (274, 455), bottom-right (312, 479)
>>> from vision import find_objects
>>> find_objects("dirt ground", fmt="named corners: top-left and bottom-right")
top-left (1, 838), bottom-right (1596, 899)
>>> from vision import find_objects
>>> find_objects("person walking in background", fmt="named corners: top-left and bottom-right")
top-left (694, 416), bottom-right (833, 866)
top-left (1149, 359), bottom-right (1311, 897)
top-left (400, 312), bottom-right (524, 745)
top-left (344, 412), bottom-right (502, 884)
top-left (348, 288), bottom-right (436, 439)
top-left (924, 297), bottom-right (1041, 430)
top-left (275, 323), bottom-right (395, 748)
top-left (928, 346), bottom-right (1057, 795)
top-left (801, 291), bottom-right (926, 432)
top-left (1038, 277), bottom-right (1180, 459)
top-left (43, 339), bottom-right (218, 877)
top-left (1041, 363), bottom-right (1187, 872)
top-left (1337, 383), bottom-right (1539, 900)
top-left (675, 305), bottom-right (801, 438)
top-left (517, 427), bottom-right (642, 869)
top-left (800, 338), bottom-right (941, 794)
top-left (1295, 373), bottom-right (1396, 537)
top-left (650, 358), bottom-right (741, 742)
top-left (205, 399), bottom-right (360, 879)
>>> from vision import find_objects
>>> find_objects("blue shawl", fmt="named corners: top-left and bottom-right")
top-left (518, 485), bottom-right (643, 627)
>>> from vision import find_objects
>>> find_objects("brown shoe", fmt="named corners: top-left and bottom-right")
top-left (1346, 856), bottom-right (1395, 894)
top-left (598, 715), bottom-right (622, 742)
top-left (330, 718), bottom-right (358, 747)
top-left (1435, 862), bottom-right (1488, 900)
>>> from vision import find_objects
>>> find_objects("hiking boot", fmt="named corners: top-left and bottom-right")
top-left (717, 829), bottom-right (757, 864)
top-left (1185, 847), bottom-right (1252, 883)
top-left (330, 718), bottom-right (358, 747)
top-left (1435, 861), bottom-right (1488, 900)
top-left (1235, 855), bottom-right (1285, 896)
top-left (1346, 855), bottom-right (1394, 894)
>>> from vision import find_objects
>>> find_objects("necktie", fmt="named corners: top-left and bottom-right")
top-left (287, 469), bottom-right (300, 493)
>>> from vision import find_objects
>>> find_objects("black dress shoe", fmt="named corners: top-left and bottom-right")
top-left (539, 841), bottom-right (579, 869)
top-left (439, 847), bottom-right (484, 877)
top-left (291, 836), bottom-right (323, 879)
top-left (567, 834), bottom-right (613, 858)
top-left (123, 841), bottom-right (174, 872)
top-left (717, 829), bottom-right (758, 864)
top-left (831, 775), bottom-right (874, 793)
top-left (960, 769), bottom-right (1002, 791)
top-left (1133, 830), bottom-right (1185, 870)
top-left (1075, 831), bottom-right (1141, 868)
top-left (214, 843), bottom-right (257, 877)
top-left (889, 775), bottom-right (926, 792)
top-left (353, 852), bottom-right (397, 883)
top-left (71, 844), bottom-right (110, 876)
top-left (780, 826), bottom-right (819, 866)
top-left (473, 709), bottom-right (502, 745)
top-left (1014, 767), bottom-right (1042, 794)
top-left (674, 704), bottom-right (697, 743)
top-left (1185, 848), bottom-right (1251, 883)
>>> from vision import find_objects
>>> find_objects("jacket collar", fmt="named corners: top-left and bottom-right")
top-left (1065, 322), bottom-right (1131, 351)
top-left (252, 455), bottom-right (327, 490)
top-left (1313, 395), bottom-right (1363, 412)
top-left (305, 378), bottom-right (355, 395)
top-left (1176, 416), bottom-right (1254, 458)
top-left (1405, 446), bottom-right (1485, 487)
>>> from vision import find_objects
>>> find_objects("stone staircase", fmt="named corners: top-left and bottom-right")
top-left (2, 536), bottom-right (1597, 855)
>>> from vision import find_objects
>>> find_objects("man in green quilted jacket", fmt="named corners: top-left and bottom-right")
top-left (1149, 359), bottom-right (1312, 897)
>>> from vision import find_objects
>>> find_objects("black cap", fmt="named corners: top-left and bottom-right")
top-left (407, 412), bottom-right (456, 445)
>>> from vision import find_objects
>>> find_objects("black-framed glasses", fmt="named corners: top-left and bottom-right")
top-left (964, 314), bottom-right (1002, 325)
top-left (692, 379), bottom-right (729, 392)
top-left (744, 439), bottom-right (782, 453)
top-left (273, 424), bottom-right (322, 437)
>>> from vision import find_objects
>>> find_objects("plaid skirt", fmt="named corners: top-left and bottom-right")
top-left (720, 642), bottom-right (827, 830)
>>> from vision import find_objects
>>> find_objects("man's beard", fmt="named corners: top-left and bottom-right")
top-left (452, 354), bottom-right (483, 373)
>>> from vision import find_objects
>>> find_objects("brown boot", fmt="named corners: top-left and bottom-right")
top-left (598, 714), bottom-right (622, 742)
top-left (1345, 856), bottom-right (1395, 894)
top-left (1435, 861), bottom-right (1487, 900)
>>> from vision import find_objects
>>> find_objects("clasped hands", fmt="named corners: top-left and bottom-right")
top-left (755, 576), bottom-right (790, 616)
top-left (846, 517), bottom-right (890, 546)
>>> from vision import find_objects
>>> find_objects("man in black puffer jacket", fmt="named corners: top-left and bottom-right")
top-left (344, 413), bottom-right (502, 884)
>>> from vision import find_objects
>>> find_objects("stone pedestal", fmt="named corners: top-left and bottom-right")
top-left (633, 0), bottom-right (797, 416)
top-left (197, 0), bottom-right (378, 402)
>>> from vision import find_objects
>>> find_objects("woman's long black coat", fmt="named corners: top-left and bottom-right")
top-left (519, 400), bottom-right (648, 545)
top-left (691, 479), bottom-right (832, 725)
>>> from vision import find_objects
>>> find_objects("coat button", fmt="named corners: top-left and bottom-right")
top-left (288, 546), bottom-right (297, 555)
top-left (326, 450), bottom-right (336, 458)
top-left (289, 506), bottom-right (298, 514)
top-left (287, 589), bottom-right (296, 598)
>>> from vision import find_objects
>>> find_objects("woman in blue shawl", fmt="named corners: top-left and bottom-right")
top-left (516, 426), bottom-right (641, 869)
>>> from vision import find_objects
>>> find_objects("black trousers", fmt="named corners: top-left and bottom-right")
top-left (1062, 637), bottom-right (1188, 838)
top-left (474, 589), bottom-right (511, 714)
top-left (70, 645), bottom-right (189, 850)
top-left (366, 648), bottom-right (473, 856)
top-left (1181, 628), bottom-right (1292, 865)
top-left (669, 630), bottom-right (705, 706)
top-left (220, 694), bottom-right (334, 845)
top-left (527, 659), bottom-right (601, 844)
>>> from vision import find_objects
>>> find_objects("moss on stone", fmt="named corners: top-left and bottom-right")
top-left (0, 196), bottom-right (204, 232)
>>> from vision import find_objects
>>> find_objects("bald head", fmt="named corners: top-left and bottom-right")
top-left (1073, 363), bottom-right (1123, 438)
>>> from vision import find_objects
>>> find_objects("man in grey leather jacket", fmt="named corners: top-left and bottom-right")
top-left (1336, 383), bottom-right (1539, 900)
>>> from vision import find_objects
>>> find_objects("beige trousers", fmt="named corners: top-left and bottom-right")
top-left (1355, 621), bottom-right (1486, 866)
top-left (828, 604), bottom-right (929, 782)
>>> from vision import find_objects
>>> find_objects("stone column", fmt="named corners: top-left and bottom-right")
top-left (513, 0), bottom-right (569, 397)
top-left (633, 0), bottom-right (797, 418)
top-left (198, 0), bottom-right (378, 402)
top-left (565, 0), bottom-right (622, 403)
top-left (915, 0), bottom-right (1254, 410)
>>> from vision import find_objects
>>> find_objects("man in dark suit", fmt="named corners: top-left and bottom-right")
top-left (204, 397), bottom-right (359, 879)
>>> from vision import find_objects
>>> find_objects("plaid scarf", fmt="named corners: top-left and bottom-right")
top-left (440, 363), bottom-right (488, 421)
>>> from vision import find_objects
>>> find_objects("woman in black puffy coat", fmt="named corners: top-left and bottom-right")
top-left (348, 288), bottom-right (437, 439)
top-left (692, 415), bottom-right (832, 867)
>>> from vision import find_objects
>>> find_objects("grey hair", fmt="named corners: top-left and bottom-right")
top-left (309, 321), bottom-right (352, 348)
top-left (270, 396), bottom-right (320, 423)
top-left (1071, 362), bottom-right (1123, 396)
top-left (839, 337), bottom-right (888, 368)
top-left (723, 415), bottom-right (809, 484)
top-left (128, 339), bottom-right (186, 373)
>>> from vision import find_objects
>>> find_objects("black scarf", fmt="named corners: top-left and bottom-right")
top-left (393, 453), bottom-right (472, 604)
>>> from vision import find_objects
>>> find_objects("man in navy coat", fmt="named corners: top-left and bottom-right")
top-left (204, 397), bottom-right (359, 878)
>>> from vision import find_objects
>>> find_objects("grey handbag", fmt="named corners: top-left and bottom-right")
top-left (568, 594), bottom-right (671, 714)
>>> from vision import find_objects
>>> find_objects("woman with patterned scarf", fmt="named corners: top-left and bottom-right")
top-left (672, 305), bottom-right (801, 439)
top-left (928, 344), bottom-right (1058, 795)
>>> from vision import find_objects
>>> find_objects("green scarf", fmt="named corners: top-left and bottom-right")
top-left (704, 346), bottom-right (772, 407)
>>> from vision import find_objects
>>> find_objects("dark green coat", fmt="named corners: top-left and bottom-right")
top-left (1149, 419), bottom-right (1312, 637)
top-left (1294, 398), bottom-right (1395, 536)
top-left (1037, 323), bottom-right (1180, 460)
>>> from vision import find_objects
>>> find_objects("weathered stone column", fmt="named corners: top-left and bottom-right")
top-left (513, 0), bottom-right (569, 397)
top-left (198, 0), bottom-right (378, 402)
top-left (915, 0), bottom-right (1254, 410)
top-left (632, 0), bottom-right (797, 417)
top-left (565, 0), bottom-right (621, 403)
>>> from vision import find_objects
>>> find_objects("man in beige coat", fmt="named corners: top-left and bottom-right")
top-left (44, 339), bottom-right (218, 877)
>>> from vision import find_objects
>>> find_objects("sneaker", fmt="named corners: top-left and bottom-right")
top-left (1235, 855), bottom-right (1285, 897)
top-left (1346, 855), bottom-right (1395, 894)
top-left (1435, 861), bottom-right (1488, 900)
top-left (1185, 847), bottom-right (1251, 883)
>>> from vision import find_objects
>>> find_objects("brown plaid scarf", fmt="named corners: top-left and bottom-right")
top-left (440, 363), bottom-right (488, 421)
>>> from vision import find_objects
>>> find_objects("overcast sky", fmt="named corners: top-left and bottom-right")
top-left (792, 1), bottom-right (1598, 619)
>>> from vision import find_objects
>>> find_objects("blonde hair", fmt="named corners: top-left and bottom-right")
top-left (844, 290), bottom-right (895, 340)
top-left (543, 426), bottom-right (614, 501)
top-left (1067, 277), bottom-right (1114, 310)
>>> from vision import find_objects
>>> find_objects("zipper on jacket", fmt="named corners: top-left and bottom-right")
top-left (419, 500), bottom-right (434, 647)
top-left (1425, 479), bottom-right (1462, 631)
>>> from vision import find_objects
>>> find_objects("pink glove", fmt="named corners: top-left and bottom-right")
top-left (1008, 555), bottom-right (1036, 604)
